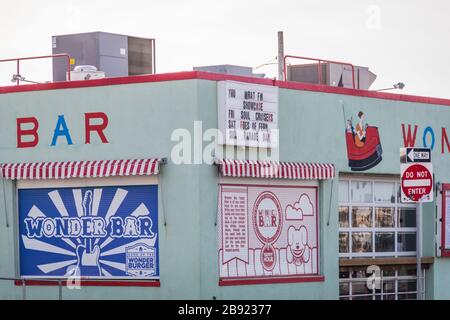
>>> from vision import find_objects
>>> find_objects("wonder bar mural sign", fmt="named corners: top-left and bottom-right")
top-left (218, 81), bottom-right (278, 148)
top-left (218, 184), bottom-right (319, 282)
top-left (18, 185), bottom-right (159, 279)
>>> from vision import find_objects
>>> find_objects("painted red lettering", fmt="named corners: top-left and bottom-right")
top-left (85, 112), bottom-right (109, 144)
top-left (401, 124), bottom-right (418, 147)
top-left (17, 117), bottom-right (39, 148)
top-left (258, 211), bottom-right (264, 227)
top-left (271, 214), bottom-right (276, 227)
top-left (442, 127), bottom-right (450, 154)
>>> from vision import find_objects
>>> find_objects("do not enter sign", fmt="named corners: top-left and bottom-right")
top-left (400, 163), bottom-right (433, 203)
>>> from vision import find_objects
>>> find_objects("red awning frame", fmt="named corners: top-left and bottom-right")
top-left (0, 158), bottom-right (167, 180)
top-left (215, 158), bottom-right (335, 180)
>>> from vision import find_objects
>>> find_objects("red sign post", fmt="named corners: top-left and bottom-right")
top-left (400, 163), bottom-right (433, 203)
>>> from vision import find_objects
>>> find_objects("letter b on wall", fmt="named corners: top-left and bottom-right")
top-left (17, 117), bottom-right (39, 148)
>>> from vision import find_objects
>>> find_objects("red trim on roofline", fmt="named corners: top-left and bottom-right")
top-left (14, 279), bottom-right (160, 287)
top-left (1, 70), bottom-right (450, 107)
top-left (0, 72), bottom-right (199, 94)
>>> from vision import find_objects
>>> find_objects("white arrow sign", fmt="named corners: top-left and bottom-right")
top-left (408, 149), bottom-right (430, 162)
top-left (400, 148), bottom-right (431, 163)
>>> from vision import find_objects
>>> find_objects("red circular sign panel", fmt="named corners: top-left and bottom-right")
top-left (252, 191), bottom-right (283, 244)
top-left (261, 244), bottom-right (276, 271)
top-left (401, 164), bottom-right (432, 202)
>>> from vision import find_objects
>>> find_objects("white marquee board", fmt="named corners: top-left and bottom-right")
top-left (218, 81), bottom-right (278, 148)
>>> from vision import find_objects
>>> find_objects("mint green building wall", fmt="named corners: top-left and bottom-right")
top-left (0, 77), bottom-right (449, 299)
top-left (0, 80), bottom-right (204, 299)
top-left (273, 87), bottom-right (450, 300)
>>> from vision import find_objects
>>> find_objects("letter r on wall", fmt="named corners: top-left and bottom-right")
top-left (85, 112), bottom-right (109, 144)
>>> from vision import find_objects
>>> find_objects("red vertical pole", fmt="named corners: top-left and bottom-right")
top-left (67, 55), bottom-right (71, 81)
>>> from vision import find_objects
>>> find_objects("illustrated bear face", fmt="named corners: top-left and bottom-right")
top-left (288, 225), bottom-right (308, 258)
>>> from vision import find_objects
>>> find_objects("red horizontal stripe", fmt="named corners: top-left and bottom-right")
top-left (217, 159), bottom-right (334, 180)
top-left (14, 279), bottom-right (160, 287)
top-left (0, 159), bottom-right (161, 180)
top-left (219, 275), bottom-right (325, 286)
top-left (1, 71), bottom-right (449, 107)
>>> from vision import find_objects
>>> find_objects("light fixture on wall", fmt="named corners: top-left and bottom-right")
top-left (11, 74), bottom-right (44, 84)
top-left (373, 82), bottom-right (405, 92)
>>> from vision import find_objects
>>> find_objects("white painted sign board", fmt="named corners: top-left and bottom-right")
top-left (218, 81), bottom-right (278, 148)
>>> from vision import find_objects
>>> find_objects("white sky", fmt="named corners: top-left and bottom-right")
top-left (1, 0), bottom-right (449, 98)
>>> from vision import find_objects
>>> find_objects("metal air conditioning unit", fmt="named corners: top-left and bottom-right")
top-left (287, 63), bottom-right (377, 90)
top-left (52, 31), bottom-right (155, 82)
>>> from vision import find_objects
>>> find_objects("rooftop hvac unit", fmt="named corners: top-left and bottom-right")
top-left (287, 63), bottom-right (377, 90)
top-left (193, 65), bottom-right (265, 78)
top-left (52, 32), bottom-right (155, 82)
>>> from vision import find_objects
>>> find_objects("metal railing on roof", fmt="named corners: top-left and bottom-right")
top-left (284, 54), bottom-right (356, 89)
top-left (0, 53), bottom-right (71, 85)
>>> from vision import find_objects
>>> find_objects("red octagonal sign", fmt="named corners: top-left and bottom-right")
top-left (401, 163), bottom-right (433, 203)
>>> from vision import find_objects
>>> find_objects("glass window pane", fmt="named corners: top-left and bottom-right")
top-left (398, 266), bottom-right (416, 277)
top-left (351, 181), bottom-right (373, 203)
top-left (352, 295), bottom-right (374, 300)
top-left (398, 293), bottom-right (416, 300)
top-left (339, 206), bottom-right (349, 227)
top-left (350, 267), bottom-right (369, 279)
top-left (398, 280), bottom-right (417, 293)
top-left (339, 180), bottom-right (349, 203)
top-left (384, 294), bottom-right (396, 300)
top-left (351, 269), bottom-right (368, 279)
top-left (339, 282), bottom-right (350, 296)
top-left (339, 232), bottom-right (349, 253)
top-left (375, 207), bottom-right (394, 227)
top-left (352, 282), bottom-right (371, 295)
top-left (398, 208), bottom-right (416, 228)
top-left (352, 207), bottom-right (373, 227)
top-left (375, 232), bottom-right (395, 252)
top-left (383, 280), bottom-right (396, 293)
top-left (352, 232), bottom-right (373, 253)
top-left (374, 182), bottom-right (395, 203)
top-left (382, 268), bottom-right (395, 277)
top-left (397, 232), bottom-right (416, 252)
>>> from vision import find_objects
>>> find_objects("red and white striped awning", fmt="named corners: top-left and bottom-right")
top-left (0, 158), bottom-right (164, 180)
top-left (216, 159), bottom-right (335, 180)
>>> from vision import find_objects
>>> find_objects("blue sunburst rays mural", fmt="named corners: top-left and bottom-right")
top-left (18, 185), bottom-right (159, 279)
